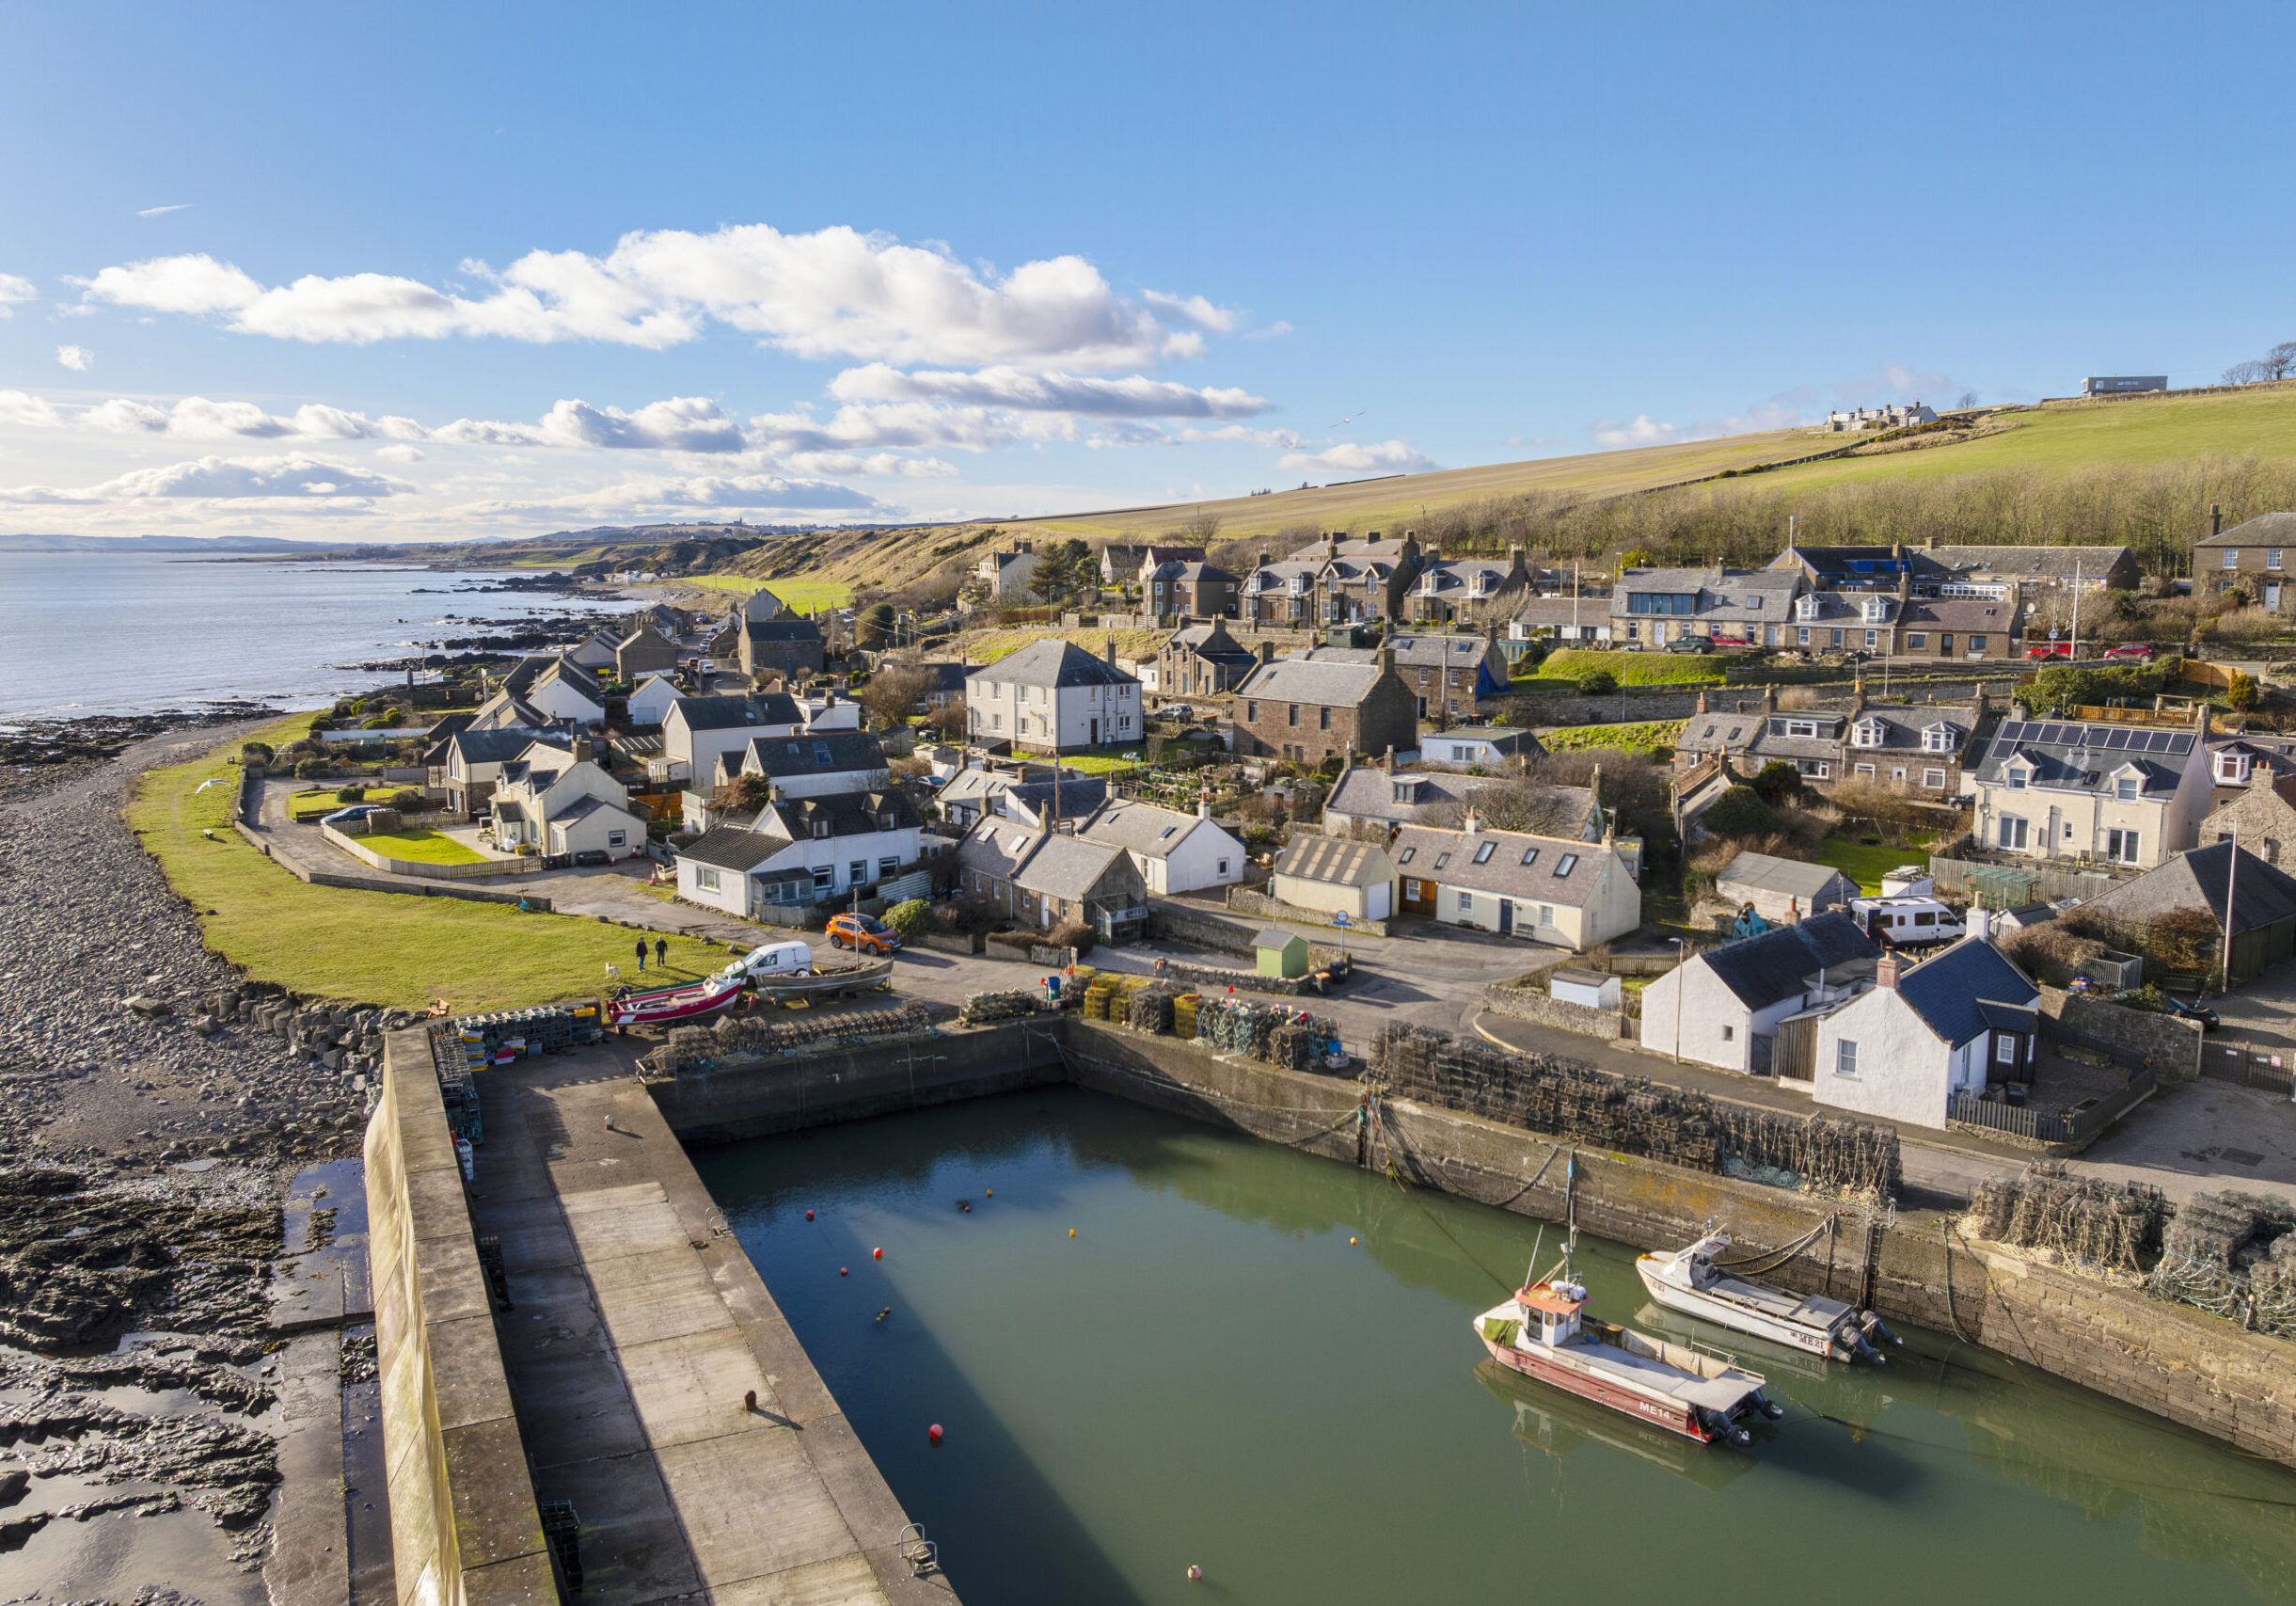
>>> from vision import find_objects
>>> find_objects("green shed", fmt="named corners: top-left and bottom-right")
top-left (1254, 929), bottom-right (1311, 979)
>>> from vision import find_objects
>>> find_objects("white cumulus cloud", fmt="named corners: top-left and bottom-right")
top-left (0, 390), bottom-right (62, 427)
top-left (374, 444), bottom-right (426, 465)
top-left (1590, 415), bottom-right (1683, 449)
top-left (0, 275), bottom-right (36, 317)
top-left (77, 224), bottom-right (1230, 370)
top-left (0, 453), bottom-right (408, 504)
top-left (56, 344), bottom-right (94, 372)
top-left (1277, 438), bottom-right (1439, 475)
top-left (828, 362), bottom-right (1269, 419)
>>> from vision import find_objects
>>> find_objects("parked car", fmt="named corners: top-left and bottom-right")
top-left (2163, 994), bottom-right (2220, 1031)
top-left (1662, 636), bottom-right (1714, 655)
top-left (826, 913), bottom-right (902, 954)
top-left (572, 848), bottom-right (612, 867)
top-left (321, 804), bottom-right (382, 827)
top-left (2024, 642), bottom-right (2075, 661)
top-left (2100, 643), bottom-right (2158, 663)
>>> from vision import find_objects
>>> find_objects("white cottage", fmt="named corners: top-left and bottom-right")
top-left (1811, 935), bottom-right (2041, 1130)
top-left (1078, 799), bottom-right (1246, 895)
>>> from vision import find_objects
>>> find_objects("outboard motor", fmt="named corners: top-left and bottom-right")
top-left (1862, 1312), bottom-right (1902, 1348)
top-left (1750, 1390), bottom-right (1786, 1422)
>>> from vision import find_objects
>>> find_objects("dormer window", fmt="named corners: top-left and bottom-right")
top-left (1797, 596), bottom-right (1819, 620)
top-left (2217, 750), bottom-right (2252, 784)
top-left (1862, 598), bottom-right (1890, 622)
top-left (2005, 765), bottom-right (2028, 791)
top-left (1924, 724), bottom-right (1956, 753)
top-left (2115, 775), bottom-right (2139, 802)
top-left (1852, 720), bottom-right (1885, 749)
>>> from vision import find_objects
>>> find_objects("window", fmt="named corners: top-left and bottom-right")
top-left (1456, 890), bottom-right (1473, 912)
top-left (1520, 847), bottom-right (1540, 867)
top-left (2106, 828), bottom-right (2141, 864)
top-left (879, 856), bottom-right (899, 878)
top-left (1865, 629), bottom-right (1879, 648)
top-left (1907, 632), bottom-right (1927, 649)
top-left (849, 859), bottom-right (867, 884)
top-left (1939, 633), bottom-right (1954, 654)
top-left (1855, 763), bottom-right (1876, 779)
top-left (2273, 549), bottom-right (2286, 570)
top-left (1969, 635), bottom-right (1987, 653)
top-left (1797, 627), bottom-right (1812, 646)
top-left (1835, 1040), bottom-right (1860, 1076)
top-left (1538, 903), bottom-right (1555, 925)
top-left (1999, 815), bottom-right (2029, 850)
top-left (812, 866), bottom-right (834, 891)
top-left (1853, 720), bottom-right (1882, 748)
top-left (992, 713), bottom-right (1004, 731)
top-left (2216, 750), bottom-right (2250, 784)
top-left (1924, 768), bottom-right (1947, 789)
top-left (1721, 1025), bottom-right (1735, 1042)
top-left (2005, 766), bottom-right (2027, 790)
top-left (1288, 705), bottom-right (1300, 726)
top-left (1217, 858), bottom-right (1229, 876)
top-left (1320, 707), bottom-right (1332, 730)
top-left (1472, 841), bottom-right (1495, 864)
top-left (696, 866), bottom-right (721, 891)
top-left (812, 820), bottom-right (831, 838)
top-left (1784, 718), bottom-right (1821, 738)
top-left (2225, 548), bottom-right (2241, 570)
top-left (1398, 846), bottom-right (1416, 865)
top-left (1797, 758), bottom-right (1830, 779)
top-left (2115, 775), bottom-right (2138, 801)
top-left (814, 741), bottom-right (832, 765)
top-left (1996, 1035), bottom-right (2018, 1065)
top-left (1924, 724), bottom-right (1955, 752)
top-left (1433, 852), bottom-right (1451, 869)
top-left (1555, 853), bottom-right (1578, 877)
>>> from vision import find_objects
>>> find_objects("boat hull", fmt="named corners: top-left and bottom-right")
top-left (607, 985), bottom-right (743, 1027)
top-left (1478, 1335), bottom-right (1709, 1442)
top-left (1637, 1262), bottom-right (1850, 1360)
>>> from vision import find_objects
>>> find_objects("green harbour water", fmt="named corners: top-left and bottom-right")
top-left (697, 1089), bottom-right (2296, 1605)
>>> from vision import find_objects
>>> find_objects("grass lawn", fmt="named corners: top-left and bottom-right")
top-left (687, 573), bottom-right (853, 611)
top-left (1539, 719), bottom-right (1687, 755)
top-left (960, 627), bottom-right (1164, 666)
top-left (129, 719), bottom-right (728, 1011)
top-left (1052, 750), bottom-right (1151, 775)
top-left (356, 827), bottom-right (490, 866)
top-left (1538, 649), bottom-right (1726, 687)
top-left (1812, 833), bottom-right (1935, 893)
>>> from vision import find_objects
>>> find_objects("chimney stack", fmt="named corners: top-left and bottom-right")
top-left (1258, 551), bottom-right (1272, 570)
top-left (1105, 633), bottom-right (1116, 666)
top-left (1257, 640), bottom-right (1275, 664)
top-left (2211, 504), bottom-right (2223, 537)
top-left (1696, 690), bottom-right (1709, 714)
top-left (1876, 952), bottom-right (1903, 989)
top-left (1383, 744), bottom-right (1396, 775)
top-left (1762, 683), bottom-right (1778, 713)
top-left (1464, 807), bottom-right (1481, 835)
top-left (1197, 788), bottom-right (1211, 820)
top-left (1970, 907), bottom-right (1991, 943)
top-left (1379, 646), bottom-right (1396, 675)
top-left (572, 737), bottom-right (594, 763)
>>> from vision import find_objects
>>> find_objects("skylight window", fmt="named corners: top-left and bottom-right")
top-left (1433, 852), bottom-right (1451, 870)
top-left (1520, 847), bottom-right (1540, 867)
top-left (1398, 846), bottom-right (1416, 865)
top-left (1473, 841), bottom-right (1495, 864)
top-left (1160, 825), bottom-right (1178, 838)
top-left (1555, 854), bottom-right (1578, 877)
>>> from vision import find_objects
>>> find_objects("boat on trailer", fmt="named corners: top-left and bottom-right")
top-left (1472, 1252), bottom-right (1778, 1446)
top-left (1636, 1232), bottom-right (1899, 1364)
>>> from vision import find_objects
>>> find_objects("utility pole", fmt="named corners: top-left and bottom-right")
top-left (2070, 554), bottom-right (2083, 660)
top-left (2221, 825), bottom-right (2238, 996)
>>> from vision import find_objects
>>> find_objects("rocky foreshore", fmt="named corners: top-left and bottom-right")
top-left (0, 707), bottom-right (281, 807)
top-left (0, 724), bottom-right (372, 1602)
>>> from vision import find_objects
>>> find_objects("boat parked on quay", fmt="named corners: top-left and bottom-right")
top-left (1637, 1232), bottom-right (1900, 1364)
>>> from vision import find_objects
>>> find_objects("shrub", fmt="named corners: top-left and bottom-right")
top-left (240, 741), bottom-right (275, 765)
top-left (1576, 670), bottom-right (1618, 696)
top-left (1049, 917), bottom-right (1097, 959)
top-left (334, 784), bottom-right (368, 804)
top-left (1749, 761), bottom-right (1804, 806)
top-left (387, 787), bottom-right (428, 813)
top-left (2025, 662), bottom-right (2163, 717)
top-left (294, 757), bottom-right (329, 780)
top-left (2227, 670), bottom-right (2259, 711)
top-left (1700, 785), bottom-right (1780, 839)
top-left (884, 898), bottom-right (931, 938)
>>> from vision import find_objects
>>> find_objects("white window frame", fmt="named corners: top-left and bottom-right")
top-left (1999, 814), bottom-right (2029, 850)
top-left (1923, 768), bottom-right (1947, 789)
top-left (1835, 1040), bottom-right (1860, 1076)
top-left (2272, 549), bottom-right (2286, 570)
top-left (2225, 548), bottom-right (2240, 569)
top-left (695, 866), bottom-right (721, 891)
top-left (2106, 828), bottom-right (2141, 865)
top-left (1456, 889), bottom-right (1473, 913)
top-left (1996, 1035), bottom-right (2018, 1065)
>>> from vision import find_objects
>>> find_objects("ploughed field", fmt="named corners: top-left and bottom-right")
top-left (700, 1087), bottom-right (2296, 1606)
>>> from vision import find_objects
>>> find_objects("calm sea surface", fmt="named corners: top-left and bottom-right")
top-left (699, 1088), bottom-right (2296, 1606)
top-left (0, 551), bottom-right (631, 720)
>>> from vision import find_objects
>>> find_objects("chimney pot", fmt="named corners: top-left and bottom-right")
top-left (1383, 745), bottom-right (1396, 775)
top-left (1876, 953), bottom-right (1902, 989)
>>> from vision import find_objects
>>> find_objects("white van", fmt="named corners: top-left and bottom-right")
top-left (724, 941), bottom-right (814, 980)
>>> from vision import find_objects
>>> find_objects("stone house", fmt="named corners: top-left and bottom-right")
top-left (1890, 595), bottom-right (2022, 660)
top-left (934, 766), bottom-right (1107, 831)
top-left (1156, 621), bottom-right (1259, 699)
top-left (2205, 734), bottom-right (2296, 811)
top-left (1100, 543), bottom-right (1204, 586)
top-left (1812, 939), bottom-right (2041, 1130)
top-left (1146, 560), bottom-right (1238, 619)
top-left (562, 628), bottom-right (622, 672)
top-left (2077, 841), bottom-right (2296, 984)
top-left (488, 739), bottom-right (646, 859)
top-left (614, 623), bottom-right (682, 680)
top-left (1639, 913), bottom-right (1879, 1073)
top-left (954, 818), bottom-right (1148, 939)
top-left (1321, 753), bottom-right (1598, 840)
top-left (440, 727), bottom-right (578, 816)
top-left (2193, 511), bottom-right (2296, 613)
top-left (1924, 543), bottom-right (2141, 593)
top-left (1239, 534), bottom-right (1427, 628)
top-left (737, 616), bottom-right (827, 683)
top-left (974, 543), bottom-right (1041, 600)
top-left (1967, 709), bottom-right (2211, 869)
top-left (1230, 650), bottom-right (1418, 766)
top-left (1079, 798), bottom-right (1245, 895)
top-left (964, 640), bottom-right (1143, 755)
top-left (1406, 549), bottom-right (1531, 626)
top-left (1673, 687), bottom-right (1983, 796)
top-left (1297, 632), bottom-right (1510, 723)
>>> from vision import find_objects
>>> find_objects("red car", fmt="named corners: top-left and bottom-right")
top-left (2023, 642), bottom-right (2074, 660)
top-left (2100, 643), bottom-right (2158, 663)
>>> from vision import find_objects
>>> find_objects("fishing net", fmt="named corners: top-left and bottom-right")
top-left (1966, 1161), bottom-right (2167, 1274)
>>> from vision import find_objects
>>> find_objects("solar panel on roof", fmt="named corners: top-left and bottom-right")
top-left (2168, 734), bottom-right (2193, 754)
top-left (2145, 731), bottom-right (2169, 752)
top-left (1998, 721), bottom-right (2026, 742)
top-left (2103, 728), bottom-right (2127, 748)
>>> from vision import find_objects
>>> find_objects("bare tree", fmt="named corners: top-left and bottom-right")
top-left (854, 660), bottom-right (930, 731)
top-left (1171, 511), bottom-right (1223, 546)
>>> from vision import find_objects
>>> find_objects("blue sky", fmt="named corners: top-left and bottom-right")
top-left (1, 2), bottom-right (2289, 540)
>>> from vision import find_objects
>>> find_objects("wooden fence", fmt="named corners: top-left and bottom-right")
top-left (1948, 1068), bottom-right (2156, 1147)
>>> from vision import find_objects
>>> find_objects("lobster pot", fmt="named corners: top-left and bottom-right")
top-left (1127, 982), bottom-right (1181, 1034)
top-left (959, 989), bottom-right (1038, 1025)
top-left (435, 1002), bottom-right (604, 1063)
top-left (1173, 994), bottom-right (1201, 1040)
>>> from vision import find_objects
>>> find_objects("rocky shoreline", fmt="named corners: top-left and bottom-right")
top-left (0, 724), bottom-right (372, 1604)
top-left (337, 605), bottom-right (628, 674)
top-left (0, 708), bottom-right (284, 809)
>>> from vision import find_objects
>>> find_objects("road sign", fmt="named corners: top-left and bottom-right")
top-left (1330, 913), bottom-right (1353, 928)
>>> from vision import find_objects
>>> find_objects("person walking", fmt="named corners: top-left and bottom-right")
top-left (654, 936), bottom-right (668, 970)
top-left (635, 936), bottom-right (648, 973)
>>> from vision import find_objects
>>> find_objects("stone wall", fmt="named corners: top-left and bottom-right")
top-left (1223, 885), bottom-right (1390, 937)
top-left (2040, 985), bottom-right (2205, 1080)
top-left (1479, 980), bottom-right (1624, 1040)
top-left (367, 1032), bottom-right (554, 1606)
top-left (1148, 905), bottom-right (1342, 969)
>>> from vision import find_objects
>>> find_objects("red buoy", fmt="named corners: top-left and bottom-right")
top-left (873, 1247), bottom-right (883, 1260)
top-left (839, 1266), bottom-right (848, 1277)
top-left (805, 1209), bottom-right (815, 1221)
top-left (928, 1423), bottom-right (943, 1444)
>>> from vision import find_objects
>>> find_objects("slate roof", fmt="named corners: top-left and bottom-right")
top-left (1926, 544), bottom-right (2133, 578)
top-left (1845, 707), bottom-right (1971, 755)
top-left (1971, 717), bottom-right (2198, 800)
top-left (1244, 560), bottom-right (1322, 592)
top-left (1167, 624), bottom-right (1257, 663)
top-left (1715, 851), bottom-right (1856, 901)
top-left (916, 662), bottom-right (970, 694)
top-left (1273, 835), bottom-right (1392, 887)
top-left (1236, 658), bottom-right (1386, 708)
top-left (1768, 545), bottom-right (1930, 580)
top-left (2194, 513), bottom-right (2296, 548)
top-left (1387, 823), bottom-right (1610, 906)
top-left (1892, 938), bottom-right (2040, 1047)
top-left (670, 693), bottom-right (802, 733)
top-left (1512, 596), bottom-right (1613, 628)
top-left (678, 826), bottom-right (789, 872)
top-left (1898, 596), bottom-right (2019, 633)
top-left (1415, 559), bottom-right (1518, 598)
top-left (2079, 842), bottom-right (2296, 935)
top-left (955, 819), bottom-right (1040, 881)
top-left (1423, 725), bottom-right (1543, 758)
top-left (739, 730), bottom-right (889, 780)
top-left (446, 727), bottom-right (576, 768)
top-left (760, 789), bottom-right (918, 840)
top-left (1323, 766), bottom-right (1476, 822)
top-left (551, 795), bottom-right (626, 825)
top-left (1697, 913), bottom-right (1879, 1010)
top-left (972, 639), bottom-right (1139, 690)
top-left (1080, 802), bottom-right (1206, 859)
top-left (1011, 834), bottom-right (1135, 902)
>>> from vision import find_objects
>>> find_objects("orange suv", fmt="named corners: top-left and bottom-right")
top-left (826, 913), bottom-right (903, 955)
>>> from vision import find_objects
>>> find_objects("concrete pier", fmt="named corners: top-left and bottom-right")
top-left (372, 1029), bottom-right (956, 1606)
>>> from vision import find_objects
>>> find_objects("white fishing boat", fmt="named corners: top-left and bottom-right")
top-left (1636, 1232), bottom-right (1899, 1364)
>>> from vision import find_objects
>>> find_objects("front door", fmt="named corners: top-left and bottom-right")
top-left (1497, 900), bottom-right (1514, 934)
top-left (1089, 718), bottom-right (1100, 744)
top-left (2269, 582), bottom-right (2283, 611)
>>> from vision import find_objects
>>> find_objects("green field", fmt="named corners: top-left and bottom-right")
top-left (130, 718), bottom-right (726, 1011)
top-left (1812, 834), bottom-right (1935, 893)
top-left (686, 573), bottom-right (853, 611)
top-left (960, 627), bottom-right (1165, 666)
top-left (1052, 750), bottom-right (1150, 775)
top-left (357, 827), bottom-right (490, 866)
top-left (1532, 649), bottom-right (1725, 688)
top-left (1538, 719), bottom-right (1686, 754)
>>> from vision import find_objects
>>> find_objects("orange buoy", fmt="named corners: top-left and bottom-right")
top-left (1069, 1228), bottom-right (1077, 1237)
top-left (928, 1423), bottom-right (943, 1444)
top-left (1350, 1236), bottom-right (1358, 1245)
top-left (985, 1188), bottom-right (992, 1197)
top-left (873, 1247), bottom-right (883, 1260)
top-left (839, 1266), bottom-right (848, 1277)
